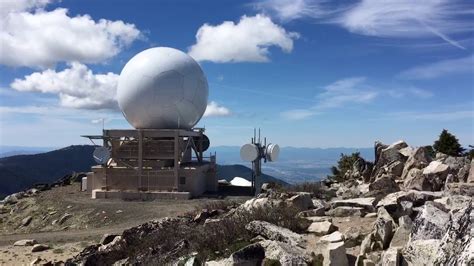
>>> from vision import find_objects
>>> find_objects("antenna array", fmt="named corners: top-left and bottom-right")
top-left (240, 128), bottom-right (280, 194)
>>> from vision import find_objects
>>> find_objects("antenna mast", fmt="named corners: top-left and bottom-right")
top-left (240, 128), bottom-right (280, 194)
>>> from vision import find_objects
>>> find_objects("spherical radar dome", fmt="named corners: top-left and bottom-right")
top-left (117, 47), bottom-right (208, 129)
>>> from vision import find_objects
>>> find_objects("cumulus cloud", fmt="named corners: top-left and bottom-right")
top-left (10, 63), bottom-right (119, 109)
top-left (0, 3), bottom-right (141, 68)
top-left (188, 14), bottom-right (299, 63)
top-left (204, 101), bottom-right (231, 117)
top-left (398, 55), bottom-right (474, 80)
top-left (0, 0), bottom-right (51, 15)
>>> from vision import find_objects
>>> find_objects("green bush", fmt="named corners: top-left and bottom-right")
top-left (328, 152), bottom-right (363, 182)
top-left (433, 129), bottom-right (465, 156)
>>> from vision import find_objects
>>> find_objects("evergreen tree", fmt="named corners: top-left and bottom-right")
top-left (433, 129), bottom-right (465, 156)
top-left (329, 152), bottom-right (362, 182)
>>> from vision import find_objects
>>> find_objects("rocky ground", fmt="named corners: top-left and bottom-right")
top-left (0, 183), bottom-right (249, 264)
top-left (1, 140), bottom-right (473, 265)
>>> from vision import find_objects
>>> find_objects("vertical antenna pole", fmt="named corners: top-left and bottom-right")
top-left (258, 128), bottom-right (261, 143)
top-left (254, 128), bottom-right (256, 144)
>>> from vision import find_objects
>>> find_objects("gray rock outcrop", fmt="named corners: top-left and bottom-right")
top-left (434, 203), bottom-right (473, 265)
top-left (330, 197), bottom-right (376, 212)
top-left (401, 147), bottom-right (431, 180)
top-left (286, 192), bottom-right (313, 211)
top-left (245, 220), bottom-right (304, 247)
top-left (422, 161), bottom-right (449, 191)
top-left (307, 221), bottom-right (337, 236)
top-left (402, 239), bottom-right (440, 265)
top-left (410, 202), bottom-right (449, 241)
top-left (13, 239), bottom-right (37, 246)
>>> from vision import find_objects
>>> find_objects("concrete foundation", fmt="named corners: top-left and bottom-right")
top-left (92, 189), bottom-right (191, 200)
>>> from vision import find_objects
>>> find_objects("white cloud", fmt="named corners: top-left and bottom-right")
top-left (0, 4), bottom-right (141, 68)
top-left (387, 87), bottom-right (434, 99)
top-left (281, 77), bottom-right (378, 120)
top-left (407, 88), bottom-right (434, 99)
top-left (387, 110), bottom-right (474, 121)
top-left (398, 55), bottom-right (474, 80)
top-left (280, 109), bottom-right (318, 120)
top-left (335, 0), bottom-right (473, 49)
top-left (254, 0), bottom-right (473, 49)
top-left (314, 77), bottom-right (377, 109)
top-left (188, 14), bottom-right (299, 63)
top-left (10, 62), bottom-right (119, 109)
top-left (0, 0), bottom-right (50, 15)
top-left (252, 0), bottom-right (333, 22)
top-left (204, 101), bottom-right (231, 117)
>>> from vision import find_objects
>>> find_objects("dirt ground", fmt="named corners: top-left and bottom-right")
top-left (0, 184), bottom-right (249, 264)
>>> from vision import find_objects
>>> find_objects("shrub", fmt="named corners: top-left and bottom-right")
top-left (423, 145), bottom-right (436, 158)
top-left (122, 203), bottom-right (309, 264)
top-left (328, 152), bottom-right (364, 182)
top-left (433, 129), bottom-right (465, 156)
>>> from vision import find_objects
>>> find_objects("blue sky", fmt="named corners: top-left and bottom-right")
top-left (0, 0), bottom-right (473, 148)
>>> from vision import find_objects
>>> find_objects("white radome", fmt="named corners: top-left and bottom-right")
top-left (117, 47), bottom-right (208, 129)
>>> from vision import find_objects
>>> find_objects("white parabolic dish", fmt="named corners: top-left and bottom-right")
top-left (240, 143), bottom-right (259, 162)
top-left (117, 47), bottom-right (208, 129)
top-left (266, 143), bottom-right (280, 162)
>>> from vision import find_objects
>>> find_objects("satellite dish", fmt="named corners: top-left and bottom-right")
top-left (194, 134), bottom-right (210, 152)
top-left (93, 146), bottom-right (111, 165)
top-left (266, 143), bottom-right (280, 162)
top-left (240, 143), bottom-right (259, 162)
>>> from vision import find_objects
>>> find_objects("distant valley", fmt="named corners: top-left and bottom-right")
top-left (210, 146), bottom-right (374, 184)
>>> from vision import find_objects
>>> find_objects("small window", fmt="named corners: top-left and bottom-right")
top-left (179, 176), bottom-right (186, 185)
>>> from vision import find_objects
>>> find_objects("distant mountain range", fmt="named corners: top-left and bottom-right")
top-left (0, 144), bottom-right (374, 198)
top-left (0, 145), bottom-right (56, 158)
top-left (0, 146), bottom-right (96, 198)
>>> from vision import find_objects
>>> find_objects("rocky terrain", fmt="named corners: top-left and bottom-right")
top-left (1, 140), bottom-right (473, 265)
top-left (0, 180), bottom-right (249, 264)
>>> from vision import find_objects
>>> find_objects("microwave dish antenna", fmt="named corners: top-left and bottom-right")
top-left (240, 143), bottom-right (260, 162)
top-left (93, 146), bottom-right (111, 165)
top-left (239, 128), bottom-right (280, 194)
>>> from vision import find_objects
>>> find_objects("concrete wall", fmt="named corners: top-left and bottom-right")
top-left (88, 163), bottom-right (217, 198)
